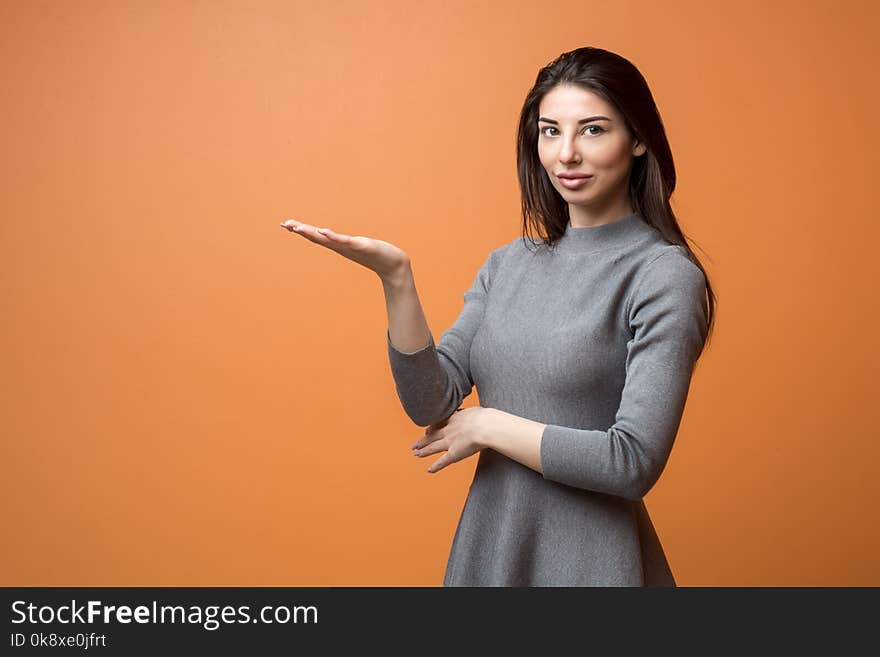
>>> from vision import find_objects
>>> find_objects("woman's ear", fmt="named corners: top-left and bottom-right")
top-left (633, 140), bottom-right (647, 157)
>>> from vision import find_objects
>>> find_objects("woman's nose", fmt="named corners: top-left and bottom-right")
top-left (558, 141), bottom-right (580, 163)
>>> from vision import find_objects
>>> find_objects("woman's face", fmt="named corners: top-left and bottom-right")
top-left (537, 84), bottom-right (645, 216)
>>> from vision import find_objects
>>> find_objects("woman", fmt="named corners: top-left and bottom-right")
top-left (280, 46), bottom-right (717, 586)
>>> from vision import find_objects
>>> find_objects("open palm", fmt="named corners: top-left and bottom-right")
top-left (280, 219), bottom-right (410, 281)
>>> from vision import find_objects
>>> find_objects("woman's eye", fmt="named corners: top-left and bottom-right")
top-left (539, 125), bottom-right (604, 136)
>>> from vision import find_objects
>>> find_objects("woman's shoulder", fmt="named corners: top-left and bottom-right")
top-left (481, 234), bottom-right (531, 269)
top-left (484, 230), bottom-right (701, 275)
top-left (637, 242), bottom-right (704, 282)
top-left (489, 232), bottom-right (550, 260)
top-left (627, 242), bottom-right (707, 321)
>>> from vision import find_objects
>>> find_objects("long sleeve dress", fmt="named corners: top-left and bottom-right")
top-left (386, 212), bottom-right (710, 586)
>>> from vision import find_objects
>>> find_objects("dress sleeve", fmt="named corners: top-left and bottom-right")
top-left (386, 249), bottom-right (495, 427)
top-left (539, 248), bottom-right (710, 501)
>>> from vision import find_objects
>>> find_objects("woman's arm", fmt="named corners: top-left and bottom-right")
top-left (385, 250), bottom-right (496, 427)
top-left (478, 410), bottom-right (546, 473)
top-left (482, 250), bottom-right (709, 501)
top-left (382, 262), bottom-right (433, 354)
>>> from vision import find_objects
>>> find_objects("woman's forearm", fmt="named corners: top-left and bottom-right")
top-left (481, 409), bottom-right (546, 474)
top-left (381, 262), bottom-right (433, 354)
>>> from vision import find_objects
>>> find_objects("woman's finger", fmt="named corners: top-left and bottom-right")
top-left (412, 427), bottom-right (443, 449)
top-left (427, 455), bottom-right (449, 473)
top-left (413, 434), bottom-right (445, 453)
top-left (286, 222), bottom-right (337, 245)
top-left (280, 220), bottom-right (309, 234)
top-left (317, 227), bottom-right (353, 244)
top-left (413, 442), bottom-right (449, 458)
top-left (282, 221), bottom-right (351, 250)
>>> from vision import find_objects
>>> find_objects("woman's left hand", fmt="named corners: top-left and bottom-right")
top-left (411, 406), bottom-right (497, 474)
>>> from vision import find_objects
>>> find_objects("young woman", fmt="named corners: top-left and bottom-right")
top-left (280, 46), bottom-right (717, 586)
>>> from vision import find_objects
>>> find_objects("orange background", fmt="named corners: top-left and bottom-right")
top-left (2, 0), bottom-right (878, 586)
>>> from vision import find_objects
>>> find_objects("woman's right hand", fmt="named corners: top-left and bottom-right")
top-left (279, 219), bottom-right (412, 283)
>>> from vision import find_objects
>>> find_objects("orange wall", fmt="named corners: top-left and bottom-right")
top-left (2, 0), bottom-right (878, 586)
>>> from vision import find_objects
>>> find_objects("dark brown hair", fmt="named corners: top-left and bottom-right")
top-left (515, 46), bottom-right (716, 351)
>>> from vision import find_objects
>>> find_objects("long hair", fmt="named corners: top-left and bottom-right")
top-left (515, 46), bottom-right (717, 352)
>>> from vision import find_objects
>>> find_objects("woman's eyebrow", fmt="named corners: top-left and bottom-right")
top-left (538, 116), bottom-right (611, 124)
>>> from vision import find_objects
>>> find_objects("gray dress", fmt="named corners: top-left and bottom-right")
top-left (386, 213), bottom-right (709, 586)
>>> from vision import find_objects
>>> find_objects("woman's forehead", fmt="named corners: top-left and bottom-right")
top-left (539, 85), bottom-right (615, 118)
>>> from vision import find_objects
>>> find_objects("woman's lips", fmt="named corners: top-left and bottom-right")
top-left (558, 175), bottom-right (593, 189)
